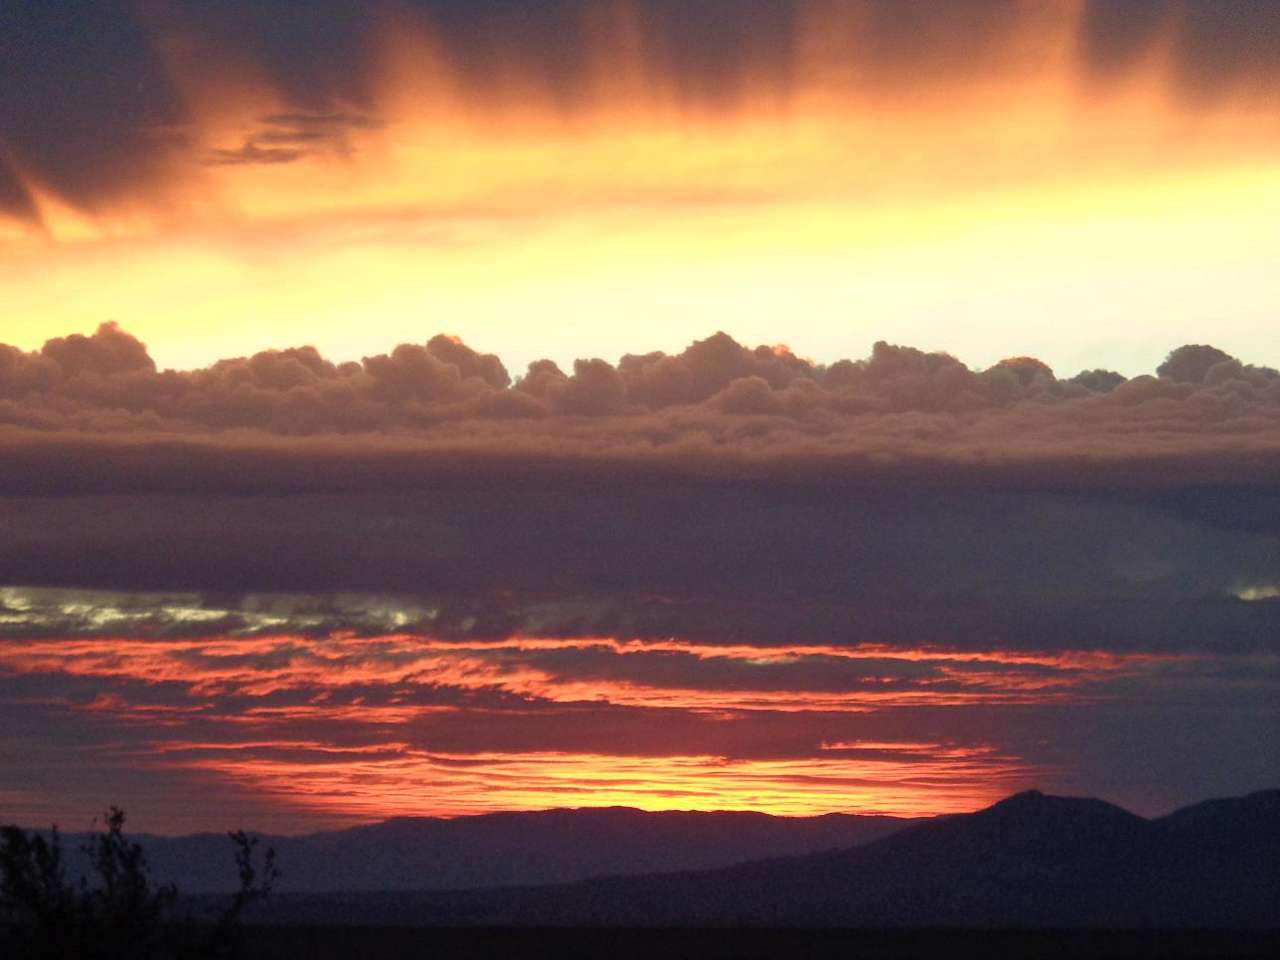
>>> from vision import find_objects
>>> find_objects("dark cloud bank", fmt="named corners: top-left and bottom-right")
top-left (3, 321), bottom-right (1278, 440)
top-left (2, 324), bottom-right (1279, 659)
top-left (2, 325), bottom-right (1278, 822)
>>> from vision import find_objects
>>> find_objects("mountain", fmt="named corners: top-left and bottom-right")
top-left (1142, 789), bottom-right (1280, 926)
top-left (51, 806), bottom-right (913, 894)
top-left (251, 789), bottom-right (1280, 928)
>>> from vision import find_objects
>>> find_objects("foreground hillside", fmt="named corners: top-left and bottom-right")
top-left (236, 928), bottom-right (1280, 960)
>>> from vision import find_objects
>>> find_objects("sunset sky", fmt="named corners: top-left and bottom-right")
top-left (2, 0), bottom-right (1279, 834)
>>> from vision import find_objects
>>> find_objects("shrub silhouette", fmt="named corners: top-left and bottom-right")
top-left (1, 806), bottom-right (278, 959)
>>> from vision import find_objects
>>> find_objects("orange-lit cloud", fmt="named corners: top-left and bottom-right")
top-left (3, 613), bottom-right (1274, 828)
top-left (0, 627), bottom-right (1183, 822)
top-left (4, 1), bottom-right (1280, 833)
top-left (170, 748), bottom-right (1032, 820)
top-left (1, 633), bottom-right (1158, 713)
top-left (2, 2), bottom-right (1280, 375)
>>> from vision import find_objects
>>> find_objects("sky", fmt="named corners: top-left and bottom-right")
top-left (1, 0), bottom-right (1279, 834)
top-left (3, 0), bottom-right (1280, 376)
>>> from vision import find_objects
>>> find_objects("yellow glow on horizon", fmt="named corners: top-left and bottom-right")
top-left (173, 748), bottom-right (1033, 822)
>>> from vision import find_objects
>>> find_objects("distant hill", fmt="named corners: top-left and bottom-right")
top-left (46, 806), bottom-right (913, 894)
top-left (251, 789), bottom-right (1280, 928)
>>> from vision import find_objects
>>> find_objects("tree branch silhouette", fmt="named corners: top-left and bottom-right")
top-left (1, 807), bottom-right (278, 959)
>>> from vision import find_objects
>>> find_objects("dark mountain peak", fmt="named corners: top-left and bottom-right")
top-left (980, 789), bottom-right (1144, 824)
top-left (933, 791), bottom-right (1153, 860)
top-left (374, 815), bottom-right (437, 828)
top-left (991, 788), bottom-right (1047, 807)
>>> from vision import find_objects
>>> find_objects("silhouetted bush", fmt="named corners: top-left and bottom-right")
top-left (1, 806), bottom-right (277, 959)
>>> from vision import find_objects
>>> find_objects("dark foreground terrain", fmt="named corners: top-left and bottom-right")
top-left (247, 789), bottom-right (1280, 929)
top-left (238, 927), bottom-right (1280, 960)
top-left (49, 807), bottom-right (914, 893)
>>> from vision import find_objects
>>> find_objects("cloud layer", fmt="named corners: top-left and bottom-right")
top-left (3, 323), bottom-right (1279, 444)
top-left (5, 2), bottom-right (1280, 834)
top-left (5, 1), bottom-right (1280, 224)
top-left (2, 325), bottom-right (1278, 830)
top-left (4, 588), bottom-right (1263, 829)
top-left (4, 328), bottom-right (1280, 657)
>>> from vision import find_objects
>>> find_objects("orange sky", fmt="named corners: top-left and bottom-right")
top-left (3, 1), bottom-right (1280, 833)
top-left (0, 624), bottom-right (1190, 827)
top-left (2, 0), bottom-right (1279, 379)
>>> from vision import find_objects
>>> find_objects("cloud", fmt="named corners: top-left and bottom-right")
top-left (0, 151), bottom-right (39, 224)
top-left (2, 608), bottom-right (1272, 826)
top-left (2, 326), bottom-right (1280, 487)
top-left (0, 322), bottom-right (1257, 425)
top-left (2, 323), bottom-right (1279, 829)
top-left (0, 2), bottom-right (186, 212)
top-left (2, 329), bottom-right (1278, 664)
top-left (1079, 0), bottom-right (1280, 100)
top-left (0, 618), bottom-right (1135, 824)
top-left (5, 2), bottom-right (1280, 227)
top-left (1, 479), bottom-right (1278, 655)
top-left (1156, 343), bottom-right (1242, 384)
top-left (38, 321), bottom-right (156, 379)
top-left (202, 111), bottom-right (382, 166)
top-left (204, 144), bottom-right (304, 167)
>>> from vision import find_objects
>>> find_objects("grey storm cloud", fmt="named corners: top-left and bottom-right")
top-left (2, 484), bottom-right (1279, 656)
top-left (3, 323), bottom-right (1280, 445)
top-left (202, 111), bottom-right (381, 167)
top-left (3, 1), bottom-right (1280, 222)
top-left (2, 327), bottom-right (1280, 662)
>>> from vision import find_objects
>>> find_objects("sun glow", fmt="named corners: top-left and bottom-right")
top-left (169, 748), bottom-right (1031, 822)
top-left (0, 627), bottom-right (1175, 824)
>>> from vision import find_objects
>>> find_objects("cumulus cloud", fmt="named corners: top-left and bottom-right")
top-left (4, 323), bottom-right (1279, 436)
top-left (3, 326), bottom-right (1280, 504)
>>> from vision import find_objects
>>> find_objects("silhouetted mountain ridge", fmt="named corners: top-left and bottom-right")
top-left (249, 788), bottom-right (1280, 928)
top-left (37, 806), bottom-right (914, 894)
top-left (1157, 789), bottom-right (1280, 838)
